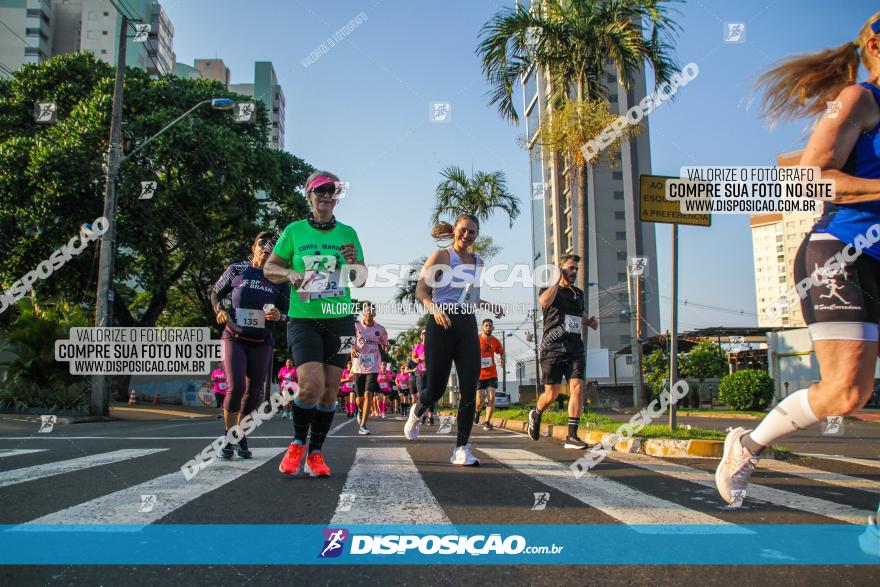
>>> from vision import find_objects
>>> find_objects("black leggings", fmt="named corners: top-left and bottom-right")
top-left (221, 334), bottom-right (274, 416)
top-left (418, 312), bottom-right (480, 446)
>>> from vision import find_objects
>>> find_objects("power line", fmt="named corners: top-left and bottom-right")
top-left (0, 17), bottom-right (34, 48)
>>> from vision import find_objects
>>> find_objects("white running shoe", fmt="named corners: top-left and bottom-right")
top-left (358, 425), bottom-right (370, 435)
top-left (404, 404), bottom-right (421, 441)
top-left (450, 444), bottom-right (480, 466)
top-left (715, 427), bottom-right (759, 505)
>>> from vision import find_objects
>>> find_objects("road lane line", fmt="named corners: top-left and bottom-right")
top-left (797, 453), bottom-right (880, 470)
top-left (0, 449), bottom-right (47, 459)
top-left (481, 448), bottom-right (749, 534)
top-left (759, 459), bottom-right (880, 494)
top-left (331, 447), bottom-right (451, 525)
top-left (329, 417), bottom-right (356, 436)
top-left (611, 452), bottom-right (871, 525)
top-left (23, 448), bottom-right (284, 526)
top-left (0, 449), bottom-right (166, 489)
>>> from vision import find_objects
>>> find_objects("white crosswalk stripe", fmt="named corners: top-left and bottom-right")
top-left (331, 447), bottom-right (451, 525)
top-left (481, 448), bottom-right (750, 534)
top-left (798, 453), bottom-right (880, 470)
top-left (0, 449), bottom-right (166, 489)
top-left (610, 452), bottom-right (872, 525)
top-left (23, 447), bottom-right (284, 526)
top-left (0, 449), bottom-right (47, 459)
top-left (759, 458), bottom-right (880, 494)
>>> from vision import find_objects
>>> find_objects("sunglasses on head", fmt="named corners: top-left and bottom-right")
top-left (256, 238), bottom-right (274, 248)
top-left (873, 17), bottom-right (880, 35)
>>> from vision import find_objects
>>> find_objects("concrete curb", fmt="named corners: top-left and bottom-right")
top-left (489, 417), bottom-right (724, 458)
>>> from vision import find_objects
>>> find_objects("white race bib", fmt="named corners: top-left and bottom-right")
top-left (359, 354), bottom-right (376, 369)
top-left (481, 356), bottom-right (493, 369)
top-left (301, 254), bottom-right (345, 300)
top-left (458, 283), bottom-right (476, 305)
top-left (217, 382), bottom-right (227, 391)
top-left (563, 314), bottom-right (582, 334)
top-left (235, 308), bottom-right (265, 329)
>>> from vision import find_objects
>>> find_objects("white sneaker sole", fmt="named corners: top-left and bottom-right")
top-left (450, 458), bottom-right (480, 466)
top-left (715, 427), bottom-right (742, 504)
top-left (564, 443), bottom-right (587, 450)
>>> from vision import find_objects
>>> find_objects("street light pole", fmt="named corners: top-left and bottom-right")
top-left (91, 15), bottom-right (128, 417)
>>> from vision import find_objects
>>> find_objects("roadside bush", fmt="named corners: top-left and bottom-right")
top-left (0, 379), bottom-right (89, 412)
top-left (718, 369), bottom-right (774, 411)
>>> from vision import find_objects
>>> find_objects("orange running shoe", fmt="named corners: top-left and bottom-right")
top-left (304, 452), bottom-right (331, 477)
top-left (279, 442), bottom-right (306, 476)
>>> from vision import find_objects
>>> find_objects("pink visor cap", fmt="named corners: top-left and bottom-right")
top-left (307, 175), bottom-right (337, 192)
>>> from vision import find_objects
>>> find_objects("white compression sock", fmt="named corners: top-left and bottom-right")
top-left (747, 389), bottom-right (819, 449)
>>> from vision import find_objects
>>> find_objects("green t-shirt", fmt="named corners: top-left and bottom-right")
top-left (272, 219), bottom-right (364, 319)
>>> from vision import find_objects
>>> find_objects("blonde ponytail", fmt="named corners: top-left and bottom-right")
top-left (756, 12), bottom-right (880, 124)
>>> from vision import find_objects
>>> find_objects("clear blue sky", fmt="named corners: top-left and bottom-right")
top-left (163, 0), bottom-right (875, 360)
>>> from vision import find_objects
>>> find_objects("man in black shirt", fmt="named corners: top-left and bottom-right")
top-left (528, 254), bottom-right (598, 449)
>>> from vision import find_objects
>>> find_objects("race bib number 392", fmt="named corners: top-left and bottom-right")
top-left (563, 314), bottom-right (582, 334)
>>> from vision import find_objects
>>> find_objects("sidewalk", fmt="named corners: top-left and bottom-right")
top-left (109, 402), bottom-right (219, 421)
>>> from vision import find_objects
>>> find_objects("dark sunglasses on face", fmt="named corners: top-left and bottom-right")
top-left (312, 185), bottom-right (338, 197)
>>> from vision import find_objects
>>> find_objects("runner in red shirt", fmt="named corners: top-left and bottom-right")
top-left (476, 319), bottom-right (505, 430)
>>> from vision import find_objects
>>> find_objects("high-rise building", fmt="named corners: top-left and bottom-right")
top-left (751, 212), bottom-right (820, 328)
top-left (0, 0), bottom-right (54, 72)
top-left (193, 58), bottom-right (229, 88)
top-left (230, 61), bottom-right (285, 150)
top-left (519, 28), bottom-right (660, 385)
top-left (1, 0), bottom-right (174, 76)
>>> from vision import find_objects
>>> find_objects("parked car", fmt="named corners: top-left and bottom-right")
top-left (494, 391), bottom-right (510, 408)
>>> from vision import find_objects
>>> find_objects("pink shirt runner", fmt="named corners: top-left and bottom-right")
top-left (210, 369), bottom-right (227, 395)
top-left (413, 343), bottom-right (426, 372)
top-left (278, 366), bottom-right (297, 392)
top-left (396, 372), bottom-right (410, 389)
top-left (340, 369), bottom-right (354, 393)
top-left (353, 321), bottom-right (388, 374)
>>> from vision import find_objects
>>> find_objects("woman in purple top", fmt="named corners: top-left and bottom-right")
top-left (211, 232), bottom-right (289, 459)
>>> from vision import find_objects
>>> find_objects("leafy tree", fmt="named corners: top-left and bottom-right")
top-left (679, 340), bottom-right (728, 407)
top-left (718, 369), bottom-right (774, 411)
top-left (642, 347), bottom-right (668, 399)
top-left (0, 53), bottom-right (312, 398)
top-left (431, 165), bottom-right (521, 229)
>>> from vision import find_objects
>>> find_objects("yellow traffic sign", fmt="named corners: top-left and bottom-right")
top-left (639, 174), bottom-right (711, 227)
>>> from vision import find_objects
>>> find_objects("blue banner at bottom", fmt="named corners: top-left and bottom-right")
top-left (1, 524), bottom-right (879, 565)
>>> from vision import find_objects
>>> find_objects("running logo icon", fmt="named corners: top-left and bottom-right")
top-left (38, 415), bottom-right (56, 433)
top-left (822, 416), bottom-right (844, 435)
top-left (437, 415), bottom-right (454, 434)
top-left (532, 492), bottom-right (550, 510)
top-left (319, 528), bottom-right (349, 558)
top-left (430, 102), bottom-right (451, 123)
top-left (139, 181), bottom-right (157, 200)
top-left (34, 102), bottom-right (57, 123)
top-left (139, 494), bottom-right (156, 513)
top-left (724, 22), bottom-right (745, 43)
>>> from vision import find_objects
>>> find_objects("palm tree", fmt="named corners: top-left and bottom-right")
top-left (431, 165), bottom-right (521, 228)
top-left (477, 0), bottom-right (680, 289)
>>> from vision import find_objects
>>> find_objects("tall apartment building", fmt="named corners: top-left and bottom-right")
top-left (0, 0), bottom-right (174, 76)
top-left (751, 213), bottom-right (820, 328)
top-left (193, 58), bottom-right (229, 88)
top-left (519, 27), bottom-right (660, 386)
top-left (0, 0), bottom-right (53, 71)
top-left (230, 61), bottom-right (285, 150)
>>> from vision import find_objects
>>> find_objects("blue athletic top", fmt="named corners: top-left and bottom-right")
top-left (213, 263), bottom-right (289, 342)
top-left (813, 82), bottom-right (880, 260)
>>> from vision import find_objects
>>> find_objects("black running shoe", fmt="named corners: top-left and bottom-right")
top-left (483, 422), bottom-right (494, 431)
top-left (563, 435), bottom-right (587, 450)
top-left (219, 442), bottom-right (235, 460)
top-left (474, 410), bottom-right (480, 424)
top-left (235, 436), bottom-right (253, 459)
top-left (428, 415), bottom-right (435, 426)
top-left (527, 409), bottom-right (541, 441)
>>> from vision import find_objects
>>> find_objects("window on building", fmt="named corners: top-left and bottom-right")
top-left (100, 49), bottom-right (107, 54)
top-left (614, 211), bottom-right (625, 220)
top-left (103, 11), bottom-right (109, 16)
top-left (617, 251), bottom-right (626, 260)
top-left (616, 231), bottom-right (626, 240)
top-left (612, 171), bottom-right (623, 180)
top-left (778, 275), bottom-right (786, 283)
top-left (625, 356), bottom-right (633, 365)
top-left (102, 30), bottom-right (108, 35)
top-left (614, 191), bottom-right (624, 200)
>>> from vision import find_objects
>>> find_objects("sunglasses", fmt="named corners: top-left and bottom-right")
top-left (256, 239), bottom-right (274, 248)
top-left (311, 181), bottom-right (349, 198)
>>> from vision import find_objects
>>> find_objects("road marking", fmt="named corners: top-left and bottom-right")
top-left (0, 433), bottom-right (517, 441)
top-left (0, 449), bottom-right (47, 459)
top-left (481, 448), bottom-right (749, 534)
top-left (23, 448), bottom-right (284, 526)
top-left (0, 449), bottom-right (166, 489)
top-left (759, 459), bottom-right (880, 494)
top-left (331, 447), bottom-right (451, 525)
top-left (797, 453), bottom-right (880, 470)
top-left (611, 452), bottom-right (871, 525)
top-left (329, 417), bottom-right (356, 436)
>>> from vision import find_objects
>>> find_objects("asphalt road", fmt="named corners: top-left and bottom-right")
top-left (0, 411), bottom-right (878, 585)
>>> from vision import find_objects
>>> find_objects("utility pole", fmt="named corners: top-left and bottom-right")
top-left (500, 330), bottom-right (507, 394)
top-left (669, 225), bottom-right (679, 429)
top-left (91, 15), bottom-right (128, 417)
top-left (530, 308), bottom-right (540, 401)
